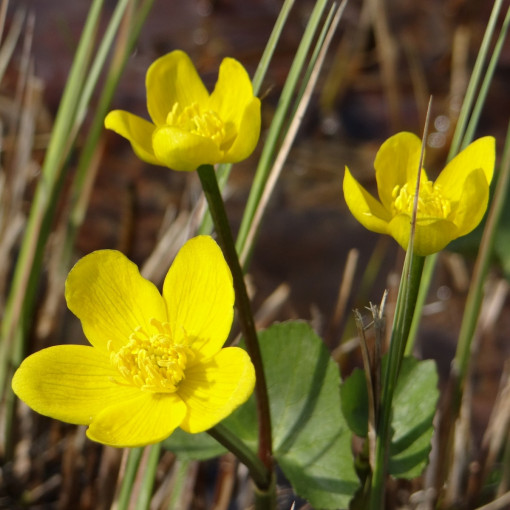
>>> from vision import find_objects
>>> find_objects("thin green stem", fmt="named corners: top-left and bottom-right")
top-left (208, 424), bottom-right (270, 490)
top-left (197, 164), bottom-right (272, 489)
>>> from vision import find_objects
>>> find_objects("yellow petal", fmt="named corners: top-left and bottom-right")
top-left (388, 214), bottom-right (457, 256)
top-left (146, 50), bottom-right (209, 127)
top-left (87, 392), bottom-right (187, 447)
top-left (152, 125), bottom-right (222, 172)
top-left (374, 132), bottom-right (423, 210)
top-left (104, 110), bottom-right (160, 166)
top-left (65, 250), bottom-right (167, 353)
top-left (178, 347), bottom-right (255, 433)
top-left (11, 345), bottom-right (141, 425)
top-left (450, 167), bottom-right (490, 237)
top-left (163, 236), bottom-right (234, 357)
top-left (343, 166), bottom-right (391, 234)
top-left (208, 58), bottom-right (259, 146)
top-left (223, 97), bottom-right (261, 163)
top-left (435, 136), bottom-right (495, 202)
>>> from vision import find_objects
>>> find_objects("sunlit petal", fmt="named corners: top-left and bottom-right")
top-left (374, 132), bottom-right (422, 210)
top-left (87, 392), bottom-right (187, 447)
top-left (152, 125), bottom-right (222, 172)
top-left (178, 347), bottom-right (255, 433)
top-left (223, 97), bottom-right (261, 162)
top-left (146, 50), bottom-right (209, 127)
top-left (343, 167), bottom-right (391, 234)
top-left (450, 167), bottom-right (490, 237)
top-left (163, 236), bottom-right (234, 357)
top-left (388, 214), bottom-right (458, 256)
top-left (11, 345), bottom-right (141, 425)
top-left (209, 58), bottom-right (256, 132)
top-left (104, 110), bottom-right (160, 166)
top-left (65, 250), bottom-right (167, 352)
top-left (436, 136), bottom-right (495, 202)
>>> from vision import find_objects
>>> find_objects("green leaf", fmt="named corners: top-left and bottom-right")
top-left (340, 367), bottom-right (369, 438)
top-left (233, 321), bottom-right (359, 509)
top-left (388, 357), bottom-right (438, 478)
top-left (340, 356), bottom-right (438, 479)
top-left (163, 427), bottom-right (226, 461)
top-left (165, 321), bottom-right (360, 508)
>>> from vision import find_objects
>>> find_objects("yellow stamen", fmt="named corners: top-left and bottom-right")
top-left (166, 102), bottom-right (235, 150)
top-left (109, 318), bottom-right (194, 393)
top-left (391, 180), bottom-right (451, 219)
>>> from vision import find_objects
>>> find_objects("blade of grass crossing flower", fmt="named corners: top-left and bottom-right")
top-left (370, 115), bottom-right (430, 509)
top-left (0, 0), bottom-right (105, 402)
top-left (197, 0), bottom-right (296, 237)
top-left (462, 5), bottom-right (510, 150)
top-left (235, 0), bottom-right (330, 257)
top-left (406, 0), bottom-right (507, 354)
top-left (239, 2), bottom-right (346, 267)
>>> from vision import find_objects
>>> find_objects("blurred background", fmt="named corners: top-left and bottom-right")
top-left (2, 0), bottom-right (510, 508)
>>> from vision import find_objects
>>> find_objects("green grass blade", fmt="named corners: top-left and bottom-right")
top-left (462, 5), bottom-right (510, 148)
top-left (406, 0), bottom-right (507, 355)
top-left (448, 0), bottom-right (504, 157)
top-left (197, 0), bottom-right (296, 237)
top-left (116, 448), bottom-right (144, 510)
top-left (62, 0), bottom-right (155, 267)
top-left (238, 2), bottom-right (347, 267)
top-left (0, 0), bottom-right (105, 400)
top-left (135, 442), bottom-right (162, 510)
top-left (235, 0), bottom-right (330, 257)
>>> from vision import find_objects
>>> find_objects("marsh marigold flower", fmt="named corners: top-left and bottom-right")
top-left (343, 132), bottom-right (495, 256)
top-left (12, 236), bottom-right (255, 447)
top-left (105, 50), bottom-right (261, 172)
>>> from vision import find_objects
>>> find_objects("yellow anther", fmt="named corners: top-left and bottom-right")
top-left (109, 319), bottom-right (195, 393)
top-left (166, 102), bottom-right (234, 151)
top-left (391, 179), bottom-right (451, 220)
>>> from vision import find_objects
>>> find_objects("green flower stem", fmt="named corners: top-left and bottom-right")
top-left (197, 164), bottom-right (273, 489)
top-left (208, 424), bottom-right (271, 491)
top-left (370, 252), bottom-right (425, 510)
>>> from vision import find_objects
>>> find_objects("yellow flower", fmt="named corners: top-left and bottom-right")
top-left (12, 236), bottom-right (255, 447)
top-left (343, 132), bottom-right (495, 256)
top-left (105, 50), bottom-right (261, 172)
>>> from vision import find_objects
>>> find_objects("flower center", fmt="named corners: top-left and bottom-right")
top-left (166, 102), bottom-right (235, 151)
top-left (391, 179), bottom-right (451, 219)
top-left (108, 318), bottom-right (194, 393)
